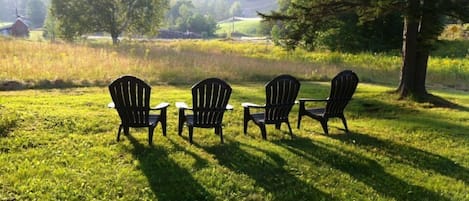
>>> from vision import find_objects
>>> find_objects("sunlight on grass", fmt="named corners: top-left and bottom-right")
top-left (0, 83), bottom-right (467, 200)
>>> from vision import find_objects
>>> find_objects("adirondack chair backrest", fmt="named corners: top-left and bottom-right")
top-left (264, 75), bottom-right (300, 123)
top-left (192, 78), bottom-right (232, 127)
top-left (325, 70), bottom-right (359, 117)
top-left (109, 76), bottom-right (151, 127)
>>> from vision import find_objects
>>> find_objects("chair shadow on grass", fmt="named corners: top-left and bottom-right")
top-left (127, 134), bottom-right (215, 201)
top-left (330, 132), bottom-right (469, 184)
top-left (274, 136), bottom-right (452, 201)
top-left (201, 142), bottom-right (337, 201)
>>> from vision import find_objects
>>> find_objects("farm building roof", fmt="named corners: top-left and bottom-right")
top-left (0, 22), bottom-right (14, 30)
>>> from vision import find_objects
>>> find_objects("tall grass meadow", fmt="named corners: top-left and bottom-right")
top-left (0, 37), bottom-right (468, 90)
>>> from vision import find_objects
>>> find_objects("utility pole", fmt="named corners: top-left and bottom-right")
top-left (232, 15), bottom-right (235, 35)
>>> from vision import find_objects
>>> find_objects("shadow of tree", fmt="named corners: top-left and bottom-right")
top-left (275, 137), bottom-right (452, 201)
top-left (127, 135), bottom-right (214, 200)
top-left (422, 93), bottom-right (469, 111)
top-left (330, 132), bottom-right (469, 184)
top-left (202, 142), bottom-right (336, 201)
top-left (350, 98), bottom-right (469, 141)
top-left (0, 79), bottom-right (110, 91)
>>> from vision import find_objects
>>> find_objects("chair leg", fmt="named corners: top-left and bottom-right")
top-left (286, 121), bottom-right (294, 138)
top-left (298, 101), bottom-right (305, 129)
top-left (117, 125), bottom-right (123, 141)
top-left (320, 119), bottom-right (329, 135)
top-left (162, 122), bottom-right (167, 136)
top-left (340, 115), bottom-right (349, 133)
top-left (260, 124), bottom-right (267, 140)
top-left (218, 126), bottom-right (224, 144)
top-left (148, 126), bottom-right (155, 145)
top-left (297, 114), bottom-right (302, 129)
top-left (178, 109), bottom-right (184, 136)
top-left (124, 126), bottom-right (130, 135)
top-left (243, 108), bottom-right (249, 135)
top-left (243, 120), bottom-right (249, 135)
top-left (188, 126), bottom-right (194, 144)
top-left (275, 123), bottom-right (281, 130)
top-left (161, 108), bottom-right (167, 136)
top-left (160, 119), bottom-right (167, 137)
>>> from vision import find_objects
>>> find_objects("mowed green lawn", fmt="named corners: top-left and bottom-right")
top-left (1, 82), bottom-right (468, 200)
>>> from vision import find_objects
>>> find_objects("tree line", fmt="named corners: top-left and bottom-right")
top-left (43, 0), bottom-right (250, 42)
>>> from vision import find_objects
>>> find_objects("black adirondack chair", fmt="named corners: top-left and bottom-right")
top-left (108, 76), bottom-right (169, 145)
top-left (297, 70), bottom-right (359, 134)
top-left (242, 75), bottom-right (300, 139)
top-left (176, 78), bottom-right (233, 144)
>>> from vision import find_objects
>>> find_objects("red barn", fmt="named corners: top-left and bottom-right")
top-left (0, 18), bottom-right (29, 37)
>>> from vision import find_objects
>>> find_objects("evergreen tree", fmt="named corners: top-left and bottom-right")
top-left (261, 0), bottom-right (469, 100)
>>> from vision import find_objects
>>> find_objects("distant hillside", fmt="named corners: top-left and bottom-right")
top-left (191, 0), bottom-right (278, 18)
top-left (236, 0), bottom-right (278, 17)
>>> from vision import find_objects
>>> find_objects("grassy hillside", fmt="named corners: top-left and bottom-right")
top-left (235, 0), bottom-right (277, 17)
top-left (217, 19), bottom-right (263, 36)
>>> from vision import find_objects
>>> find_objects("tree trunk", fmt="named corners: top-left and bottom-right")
top-left (111, 32), bottom-right (119, 45)
top-left (397, 16), bottom-right (429, 98)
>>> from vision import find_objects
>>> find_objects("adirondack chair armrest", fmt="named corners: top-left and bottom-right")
top-left (241, 102), bottom-right (265, 108)
top-left (226, 104), bottom-right (234, 110)
top-left (108, 102), bottom-right (115, 108)
top-left (175, 102), bottom-right (192, 110)
top-left (151, 102), bottom-right (170, 110)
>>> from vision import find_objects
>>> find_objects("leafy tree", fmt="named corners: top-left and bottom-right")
top-left (314, 13), bottom-right (403, 52)
top-left (266, 0), bottom-right (402, 52)
top-left (166, 0), bottom-right (192, 26)
top-left (229, 1), bottom-right (242, 17)
top-left (187, 13), bottom-right (217, 36)
top-left (261, 0), bottom-right (469, 101)
top-left (166, 0), bottom-right (217, 36)
top-left (213, 0), bottom-right (230, 20)
top-left (51, 0), bottom-right (168, 44)
top-left (26, 0), bottom-right (47, 28)
top-left (175, 2), bottom-right (194, 30)
top-left (42, 8), bottom-right (58, 40)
